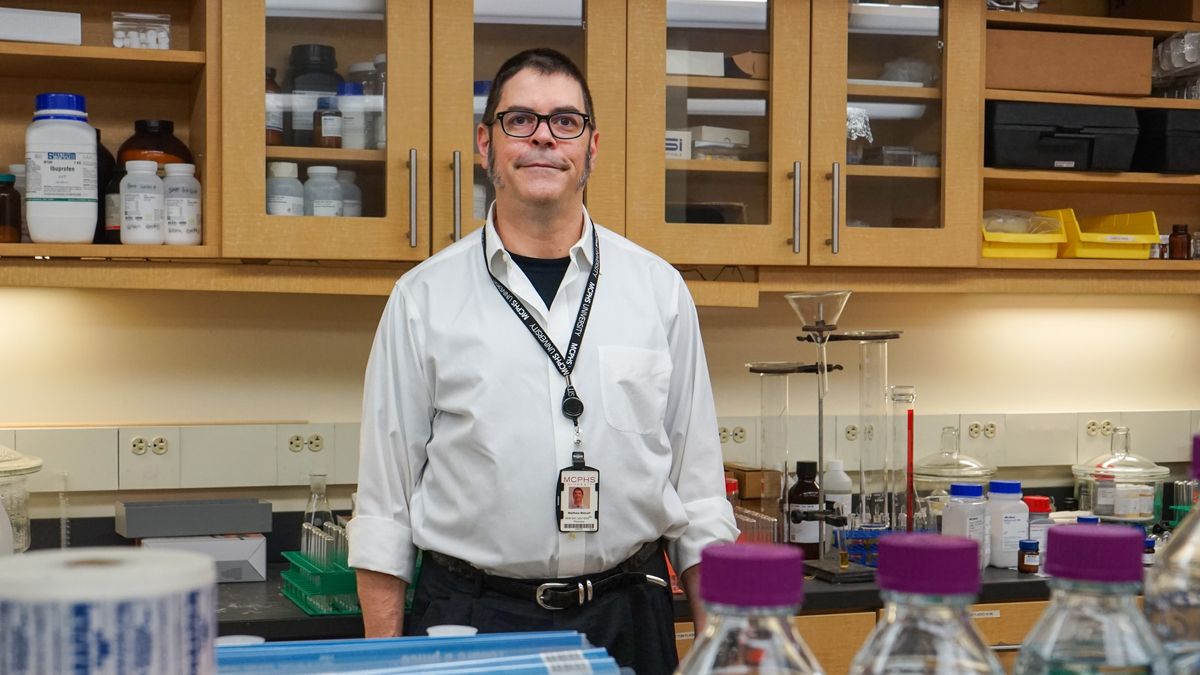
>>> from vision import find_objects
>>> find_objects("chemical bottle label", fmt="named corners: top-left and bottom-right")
top-left (25, 151), bottom-right (98, 202)
top-left (122, 193), bottom-right (163, 232)
top-left (320, 116), bottom-right (343, 138)
top-left (1002, 513), bottom-right (1028, 551)
top-left (105, 194), bottom-right (122, 231)
top-left (788, 504), bottom-right (819, 544)
top-left (166, 197), bottom-right (201, 235)
top-left (267, 195), bottom-right (303, 216)
top-left (291, 90), bottom-right (331, 132)
top-left (265, 94), bottom-right (285, 133)
top-left (311, 199), bottom-right (342, 217)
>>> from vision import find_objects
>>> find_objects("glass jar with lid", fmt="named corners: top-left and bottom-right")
top-left (913, 426), bottom-right (996, 531)
top-left (1072, 426), bottom-right (1169, 523)
top-left (0, 444), bottom-right (43, 554)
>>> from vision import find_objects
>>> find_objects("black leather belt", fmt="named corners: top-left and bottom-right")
top-left (426, 540), bottom-right (668, 611)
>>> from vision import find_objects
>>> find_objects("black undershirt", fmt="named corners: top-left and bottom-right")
top-left (508, 251), bottom-right (571, 308)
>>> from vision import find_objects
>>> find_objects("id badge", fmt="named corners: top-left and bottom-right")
top-left (557, 464), bottom-right (599, 533)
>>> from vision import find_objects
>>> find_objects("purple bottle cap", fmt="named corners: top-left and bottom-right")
top-left (876, 534), bottom-right (980, 595)
top-left (699, 543), bottom-right (803, 608)
top-left (1044, 524), bottom-right (1143, 583)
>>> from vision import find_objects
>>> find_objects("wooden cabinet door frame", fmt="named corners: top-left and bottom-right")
top-left (808, 0), bottom-right (982, 267)
top-left (625, 0), bottom-right (810, 266)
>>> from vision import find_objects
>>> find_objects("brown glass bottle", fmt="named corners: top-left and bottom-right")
top-left (93, 129), bottom-right (116, 244)
top-left (1169, 224), bottom-right (1190, 260)
top-left (787, 461), bottom-right (821, 560)
top-left (266, 67), bottom-right (284, 146)
top-left (117, 119), bottom-right (194, 169)
top-left (0, 174), bottom-right (19, 243)
top-left (312, 97), bottom-right (343, 148)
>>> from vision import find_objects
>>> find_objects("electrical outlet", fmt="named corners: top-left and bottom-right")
top-left (130, 436), bottom-right (147, 455)
top-left (150, 436), bottom-right (168, 455)
top-left (719, 427), bottom-right (731, 444)
top-left (844, 424), bottom-right (858, 441)
top-left (1100, 419), bottom-right (1115, 436)
top-left (983, 422), bottom-right (997, 439)
top-left (1086, 420), bottom-right (1100, 436)
top-left (276, 424), bottom-right (336, 486)
top-left (119, 427), bottom-right (181, 490)
top-left (967, 423), bottom-right (982, 439)
top-left (731, 427), bottom-right (747, 443)
top-left (306, 434), bottom-right (325, 452)
top-left (288, 434), bottom-right (305, 452)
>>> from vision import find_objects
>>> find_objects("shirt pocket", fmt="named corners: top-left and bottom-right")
top-left (598, 346), bottom-right (672, 435)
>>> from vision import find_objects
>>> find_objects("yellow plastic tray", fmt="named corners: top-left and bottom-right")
top-left (980, 210), bottom-right (1067, 259)
top-left (1058, 209), bottom-right (1160, 260)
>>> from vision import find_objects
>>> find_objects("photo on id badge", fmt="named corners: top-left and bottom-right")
top-left (558, 470), bottom-right (599, 532)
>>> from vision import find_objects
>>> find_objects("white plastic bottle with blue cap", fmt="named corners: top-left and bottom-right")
top-left (25, 92), bottom-right (98, 243)
top-left (988, 480), bottom-right (1029, 569)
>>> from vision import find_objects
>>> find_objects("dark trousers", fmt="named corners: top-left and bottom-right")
top-left (406, 548), bottom-right (679, 675)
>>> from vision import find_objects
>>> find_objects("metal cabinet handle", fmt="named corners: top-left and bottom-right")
top-left (830, 162), bottom-right (841, 255)
top-left (408, 148), bottom-right (418, 248)
top-left (452, 151), bottom-right (462, 241)
top-left (790, 161), bottom-right (802, 254)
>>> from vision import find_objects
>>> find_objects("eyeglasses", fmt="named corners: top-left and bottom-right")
top-left (493, 110), bottom-right (591, 140)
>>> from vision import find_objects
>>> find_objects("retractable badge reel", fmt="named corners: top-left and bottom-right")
top-left (557, 450), bottom-right (599, 533)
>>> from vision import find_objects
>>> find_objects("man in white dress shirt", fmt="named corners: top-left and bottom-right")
top-left (348, 48), bottom-right (736, 673)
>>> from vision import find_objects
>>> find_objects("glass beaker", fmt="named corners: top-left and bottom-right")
top-left (859, 339), bottom-right (891, 530)
top-left (0, 444), bottom-right (43, 555)
top-left (747, 362), bottom-right (801, 542)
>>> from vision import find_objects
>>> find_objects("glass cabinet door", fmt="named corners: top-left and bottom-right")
top-left (808, 0), bottom-right (982, 267)
top-left (222, 0), bottom-right (430, 261)
top-left (625, 0), bottom-right (809, 266)
top-left (431, 1), bottom-right (624, 253)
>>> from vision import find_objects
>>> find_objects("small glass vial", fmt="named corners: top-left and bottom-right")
top-left (163, 163), bottom-right (201, 245)
top-left (303, 165), bottom-right (342, 216)
top-left (1018, 538), bottom-right (1040, 574)
top-left (850, 534), bottom-right (1003, 674)
top-left (266, 161), bottom-right (303, 216)
top-left (1169, 224), bottom-right (1190, 260)
top-left (676, 544), bottom-right (825, 674)
top-left (1015, 525), bottom-right (1169, 674)
top-left (120, 160), bottom-right (164, 244)
top-left (1143, 537), bottom-right (1156, 566)
top-left (312, 97), bottom-right (342, 149)
top-left (336, 169), bottom-right (362, 217)
top-left (0, 173), bottom-right (20, 243)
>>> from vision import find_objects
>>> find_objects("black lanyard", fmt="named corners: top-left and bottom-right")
top-left (482, 222), bottom-right (600, 444)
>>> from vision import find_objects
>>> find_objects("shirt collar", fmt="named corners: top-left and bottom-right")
top-left (484, 202), bottom-right (597, 277)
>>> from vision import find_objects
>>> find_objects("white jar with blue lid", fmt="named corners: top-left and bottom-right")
top-left (25, 93), bottom-right (98, 243)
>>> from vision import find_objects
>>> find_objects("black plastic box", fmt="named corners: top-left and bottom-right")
top-left (1132, 109), bottom-right (1200, 173)
top-left (985, 101), bottom-right (1139, 171)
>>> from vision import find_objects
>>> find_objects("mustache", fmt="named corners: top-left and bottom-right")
top-left (516, 153), bottom-right (568, 169)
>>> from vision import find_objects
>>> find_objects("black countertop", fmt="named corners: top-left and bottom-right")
top-left (218, 564), bottom-right (1050, 641)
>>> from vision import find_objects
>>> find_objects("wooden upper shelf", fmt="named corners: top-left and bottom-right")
top-left (985, 10), bottom-right (1200, 37)
top-left (0, 42), bottom-right (205, 82)
top-left (985, 89), bottom-right (1200, 110)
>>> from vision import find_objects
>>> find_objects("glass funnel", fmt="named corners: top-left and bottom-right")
top-left (785, 290), bottom-right (851, 397)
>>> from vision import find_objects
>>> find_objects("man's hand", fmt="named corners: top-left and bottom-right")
top-left (680, 564), bottom-right (706, 634)
top-left (356, 569), bottom-right (408, 637)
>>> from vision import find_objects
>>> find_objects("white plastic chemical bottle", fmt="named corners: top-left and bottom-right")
top-left (266, 162), bottom-right (304, 216)
top-left (25, 93), bottom-right (98, 243)
top-left (337, 170), bottom-right (362, 217)
top-left (987, 480), bottom-right (1029, 569)
top-left (942, 483), bottom-right (989, 570)
top-left (163, 163), bottom-right (201, 245)
top-left (120, 160), bottom-right (164, 244)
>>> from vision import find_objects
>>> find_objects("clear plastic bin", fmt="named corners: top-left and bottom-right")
top-left (112, 12), bottom-right (171, 50)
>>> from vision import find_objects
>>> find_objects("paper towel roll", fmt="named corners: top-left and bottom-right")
top-left (0, 547), bottom-right (217, 675)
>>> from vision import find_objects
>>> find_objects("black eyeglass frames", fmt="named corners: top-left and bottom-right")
top-left (492, 110), bottom-right (591, 140)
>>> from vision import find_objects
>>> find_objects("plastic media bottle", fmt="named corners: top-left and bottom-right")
top-left (849, 534), bottom-right (1003, 674)
top-left (7, 164), bottom-right (27, 243)
top-left (942, 483), bottom-right (988, 569)
top-left (303, 165), bottom-right (342, 216)
top-left (25, 92), bottom-right (98, 243)
top-left (1144, 435), bottom-right (1200, 672)
top-left (676, 543), bottom-right (825, 674)
top-left (337, 82), bottom-right (367, 150)
top-left (1015, 524), bottom-right (1169, 674)
top-left (120, 160), bottom-right (164, 244)
top-left (337, 169), bottom-right (362, 217)
top-left (823, 459), bottom-right (852, 540)
top-left (266, 162), bottom-right (304, 216)
top-left (988, 480), bottom-right (1029, 569)
top-left (163, 163), bottom-right (201, 245)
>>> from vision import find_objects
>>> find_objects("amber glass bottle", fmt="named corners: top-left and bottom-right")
top-left (117, 119), bottom-right (194, 168)
top-left (787, 461), bottom-right (821, 560)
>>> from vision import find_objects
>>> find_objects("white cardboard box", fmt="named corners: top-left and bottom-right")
top-left (0, 7), bottom-right (82, 46)
top-left (687, 125), bottom-right (750, 147)
top-left (666, 49), bottom-right (725, 77)
top-left (141, 533), bottom-right (267, 583)
top-left (666, 130), bottom-right (692, 159)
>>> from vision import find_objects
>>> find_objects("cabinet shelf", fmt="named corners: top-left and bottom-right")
top-left (844, 165), bottom-right (939, 179)
top-left (847, 83), bottom-right (940, 100)
top-left (0, 42), bottom-right (205, 82)
top-left (984, 168), bottom-right (1200, 194)
top-left (666, 75), bottom-right (768, 92)
top-left (985, 10), bottom-right (1200, 37)
top-left (666, 159), bottom-right (767, 173)
top-left (265, 147), bottom-right (387, 166)
top-left (978, 258), bottom-right (1200, 272)
top-left (0, 243), bottom-right (219, 259)
top-left (985, 88), bottom-right (1200, 110)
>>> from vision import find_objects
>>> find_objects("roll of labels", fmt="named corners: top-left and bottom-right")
top-left (0, 547), bottom-right (217, 674)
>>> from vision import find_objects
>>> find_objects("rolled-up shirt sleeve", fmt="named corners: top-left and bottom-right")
top-left (347, 285), bottom-right (432, 583)
top-left (664, 275), bottom-right (739, 573)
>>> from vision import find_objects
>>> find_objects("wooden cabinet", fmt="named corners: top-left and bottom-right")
top-left (625, 0), bottom-right (811, 266)
top-left (807, 0), bottom-right (983, 267)
top-left (221, 0), bottom-right (430, 261)
top-left (429, 1), bottom-right (626, 253)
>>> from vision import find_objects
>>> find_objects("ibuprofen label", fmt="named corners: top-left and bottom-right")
top-left (25, 151), bottom-right (98, 202)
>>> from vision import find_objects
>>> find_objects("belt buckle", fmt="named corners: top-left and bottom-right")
top-left (536, 582), bottom-right (572, 610)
